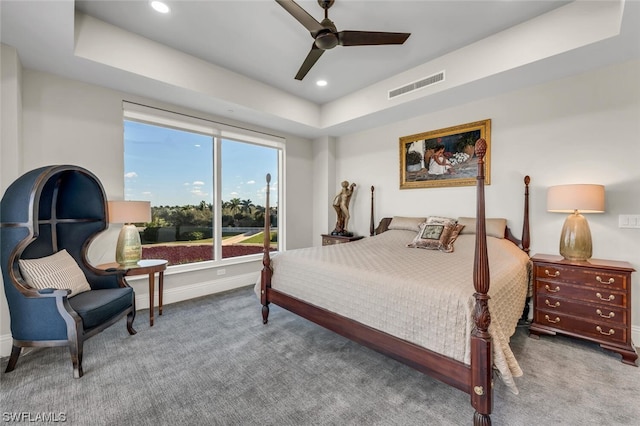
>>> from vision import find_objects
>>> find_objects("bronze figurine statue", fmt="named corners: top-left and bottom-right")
top-left (331, 180), bottom-right (356, 236)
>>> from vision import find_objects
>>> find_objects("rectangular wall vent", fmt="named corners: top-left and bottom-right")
top-left (388, 71), bottom-right (445, 100)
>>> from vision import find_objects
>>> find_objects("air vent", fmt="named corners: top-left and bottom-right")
top-left (388, 71), bottom-right (445, 99)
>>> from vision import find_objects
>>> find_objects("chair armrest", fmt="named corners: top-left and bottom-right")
top-left (37, 288), bottom-right (72, 297)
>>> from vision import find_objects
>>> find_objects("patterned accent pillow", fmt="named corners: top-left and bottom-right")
top-left (407, 222), bottom-right (465, 253)
top-left (388, 216), bottom-right (426, 232)
top-left (425, 216), bottom-right (458, 226)
top-left (18, 249), bottom-right (92, 297)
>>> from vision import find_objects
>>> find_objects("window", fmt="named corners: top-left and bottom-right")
top-left (123, 104), bottom-right (282, 266)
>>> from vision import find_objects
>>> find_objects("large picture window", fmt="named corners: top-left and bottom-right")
top-left (123, 104), bottom-right (281, 266)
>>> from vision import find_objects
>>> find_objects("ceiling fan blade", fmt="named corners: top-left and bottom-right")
top-left (295, 44), bottom-right (325, 80)
top-left (338, 31), bottom-right (411, 46)
top-left (276, 0), bottom-right (324, 35)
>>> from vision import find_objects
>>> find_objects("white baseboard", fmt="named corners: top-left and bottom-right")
top-left (0, 272), bottom-right (258, 357)
top-left (0, 333), bottom-right (12, 358)
top-left (133, 271), bottom-right (257, 310)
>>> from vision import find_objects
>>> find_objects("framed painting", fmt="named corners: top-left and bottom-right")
top-left (399, 119), bottom-right (491, 189)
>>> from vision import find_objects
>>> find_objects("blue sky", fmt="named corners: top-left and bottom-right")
top-left (124, 120), bottom-right (278, 207)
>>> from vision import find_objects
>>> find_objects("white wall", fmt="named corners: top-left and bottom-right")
top-left (1, 44), bottom-right (23, 350)
top-left (0, 68), bottom-right (314, 355)
top-left (334, 60), bottom-right (640, 342)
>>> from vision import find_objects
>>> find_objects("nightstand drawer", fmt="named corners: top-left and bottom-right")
top-left (322, 236), bottom-right (340, 245)
top-left (535, 294), bottom-right (627, 325)
top-left (534, 280), bottom-right (626, 308)
top-left (533, 310), bottom-right (627, 345)
top-left (534, 264), bottom-right (628, 290)
top-left (321, 234), bottom-right (364, 246)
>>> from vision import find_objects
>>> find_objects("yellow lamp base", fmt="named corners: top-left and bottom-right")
top-left (116, 224), bottom-right (142, 266)
top-left (559, 211), bottom-right (592, 261)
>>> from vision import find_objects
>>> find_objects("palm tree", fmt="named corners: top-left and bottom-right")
top-left (253, 205), bottom-right (265, 225)
top-left (227, 198), bottom-right (241, 216)
top-left (240, 199), bottom-right (254, 215)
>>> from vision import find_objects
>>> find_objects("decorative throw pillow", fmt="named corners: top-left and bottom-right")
top-left (388, 216), bottom-right (426, 232)
top-left (441, 224), bottom-right (465, 253)
top-left (407, 222), bottom-right (464, 253)
top-left (457, 217), bottom-right (507, 239)
top-left (18, 249), bottom-right (92, 297)
top-left (425, 216), bottom-right (458, 226)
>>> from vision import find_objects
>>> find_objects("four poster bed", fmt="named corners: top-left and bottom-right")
top-left (257, 140), bottom-right (531, 425)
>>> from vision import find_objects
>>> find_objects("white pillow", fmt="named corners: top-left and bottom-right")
top-left (19, 249), bottom-right (92, 297)
top-left (457, 217), bottom-right (507, 239)
top-left (387, 216), bottom-right (426, 232)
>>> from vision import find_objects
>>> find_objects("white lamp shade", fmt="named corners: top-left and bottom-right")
top-left (547, 184), bottom-right (605, 213)
top-left (108, 200), bottom-right (151, 224)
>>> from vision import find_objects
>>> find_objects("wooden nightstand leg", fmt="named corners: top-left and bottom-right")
top-left (600, 344), bottom-right (639, 366)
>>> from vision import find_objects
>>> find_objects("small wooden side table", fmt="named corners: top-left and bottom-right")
top-left (97, 259), bottom-right (168, 326)
top-left (321, 234), bottom-right (364, 246)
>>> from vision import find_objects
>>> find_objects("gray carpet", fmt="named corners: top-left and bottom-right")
top-left (1, 286), bottom-right (638, 425)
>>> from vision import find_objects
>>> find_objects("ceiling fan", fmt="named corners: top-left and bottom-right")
top-left (276, 0), bottom-right (411, 80)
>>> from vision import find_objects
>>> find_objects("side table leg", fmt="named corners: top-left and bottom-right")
top-left (149, 272), bottom-right (155, 326)
top-left (159, 271), bottom-right (164, 316)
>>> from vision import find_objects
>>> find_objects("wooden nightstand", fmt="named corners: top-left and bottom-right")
top-left (529, 254), bottom-right (638, 366)
top-left (321, 234), bottom-right (364, 246)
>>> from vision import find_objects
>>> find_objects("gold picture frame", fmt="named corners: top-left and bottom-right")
top-left (399, 119), bottom-right (491, 189)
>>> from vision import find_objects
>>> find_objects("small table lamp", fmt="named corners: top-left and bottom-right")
top-left (547, 184), bottom-right (605, 261)
top-left (108, 200), bottom-right (151, 266)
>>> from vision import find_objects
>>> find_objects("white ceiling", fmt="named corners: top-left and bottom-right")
top-left (1, 1), bottom-right (639, 139)
top-left (73, 0), bottom-right (569, 104)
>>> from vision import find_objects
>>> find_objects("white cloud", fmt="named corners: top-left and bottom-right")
top-left (124, 172), bottom-right (138, 179)
top-left (247, 180), bottom-right (256, 184)
top-left (193, 180), bottom-right (205, 186)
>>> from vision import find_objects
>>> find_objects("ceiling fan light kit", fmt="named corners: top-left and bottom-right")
top-left (276, 0), bottom-right (411, 80)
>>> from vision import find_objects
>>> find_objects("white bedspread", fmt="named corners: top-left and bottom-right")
top-left (256, 230), bottom-right (530, 393)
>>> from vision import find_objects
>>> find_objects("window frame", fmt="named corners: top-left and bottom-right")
top-left (122, 101), bottom-right (285, 270)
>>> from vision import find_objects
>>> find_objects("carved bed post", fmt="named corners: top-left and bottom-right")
top-left (370, 186), bottom-right (375, 236)
top-left (470, 139), bottom-right (493, 426)
top-left (261, 173), bottom-right (272, 324)
top-left (522, 176), bottom-right (531, 254)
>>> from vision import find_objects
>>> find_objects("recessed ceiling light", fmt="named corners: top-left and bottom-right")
top-left (316, 80), bottom-right (328, 87)
top-left (151, 1), bottom-right (170, 14)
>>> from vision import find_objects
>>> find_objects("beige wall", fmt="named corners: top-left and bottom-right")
top-left (334, 60), bottom-right (640, 341)
top-left (0, 66), bottom-right (314, 355)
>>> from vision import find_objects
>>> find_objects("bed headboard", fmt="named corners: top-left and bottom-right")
top-left (370, 176), bottom-right (531, 254)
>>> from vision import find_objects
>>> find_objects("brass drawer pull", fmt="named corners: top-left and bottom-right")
top-left (596, 309), bottom-right (615, 319)
top-left (545, 285), bottom-right (560, 293)
top-left (596, 326), bottom-right (615, 336)
top-left (544, 315), bottom-right (560, 324)
top-left (545, 299), bottom-right (560, 308)
top-left (596, 276), bottom-right (614, 285)
top-left (596, 292), bottom-right (615, 302)
top-left (544, 269), bottom-right (560, 277)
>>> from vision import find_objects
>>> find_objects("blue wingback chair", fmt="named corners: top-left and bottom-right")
top-left (1, 165), bottom-right (136, 378)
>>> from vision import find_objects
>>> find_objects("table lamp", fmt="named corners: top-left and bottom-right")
top-left (547, 184), bottom-right (605, 261)
top-left (108, 200), bottom-right (151, 266)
